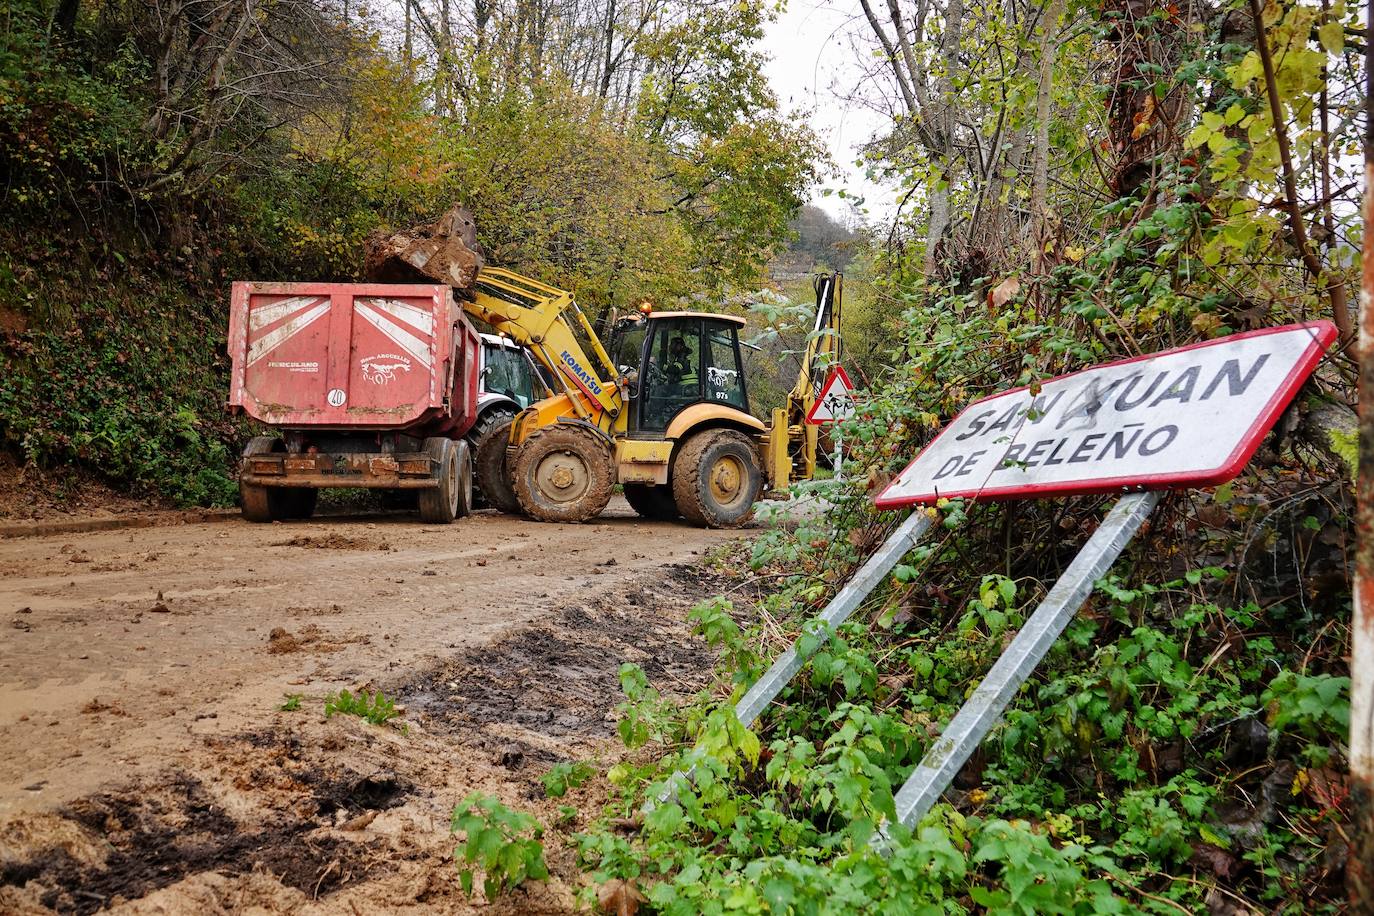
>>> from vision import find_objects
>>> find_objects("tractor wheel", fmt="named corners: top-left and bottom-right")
top-left (240, 437), bottom-right (317, 523)
top-left (623, 484), bottom-right (680, 521)
top-left (511, 425), bottom-right (613, 523)
top-left (470, 410), bottom-right (520, 513)
top-left (671, 430), bottom-right (761, 528)
top-left (418, 438), bottom-right (471, 524)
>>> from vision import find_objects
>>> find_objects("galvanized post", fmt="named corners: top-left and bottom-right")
top-left (878, 491), bottom-right (1160, 838)
top-left (653, 509), bottom-right (934, 805)
top-left (733, 509), bottom-right (934, 728)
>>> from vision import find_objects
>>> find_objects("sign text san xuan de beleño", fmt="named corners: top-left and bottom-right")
top-left (875, 322), bottom-right (1336, 508)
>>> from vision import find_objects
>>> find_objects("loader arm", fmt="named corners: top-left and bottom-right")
top-left (464, 268), bottom-right (623, 426)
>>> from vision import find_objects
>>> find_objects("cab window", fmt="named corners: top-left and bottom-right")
top-left (704, 326), bottom-right (747, 409)
top-left (639, 318), bottom-right (702, 432)
top-left (483, 343), bottom-right (537, 407)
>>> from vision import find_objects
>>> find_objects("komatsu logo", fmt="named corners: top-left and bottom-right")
top-left (559, 350), bottom-right (602, 397)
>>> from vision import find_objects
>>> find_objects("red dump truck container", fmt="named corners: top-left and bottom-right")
top-left (227, 282), bottom-right (481, 524)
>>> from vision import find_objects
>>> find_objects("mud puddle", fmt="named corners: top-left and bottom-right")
top-left (397, 563), bottom-right (723, 741)
top-left (0, 732), bottom-right (407, 915)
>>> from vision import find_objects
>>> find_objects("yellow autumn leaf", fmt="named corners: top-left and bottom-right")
top-left (1318, 20), bottom-right (1344, 53)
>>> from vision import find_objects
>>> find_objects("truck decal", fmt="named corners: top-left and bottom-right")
top-left (356, 299), bottom-right (433, 368)
top-left (361, 353), bottom-right (413, 385)
top-left (247, 296), bottom-right (330, 367)
top-left (359, 296), bottom-right (436, 336)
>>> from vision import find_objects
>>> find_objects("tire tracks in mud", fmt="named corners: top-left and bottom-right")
top-left (0, 556), bottom-right (748, 914)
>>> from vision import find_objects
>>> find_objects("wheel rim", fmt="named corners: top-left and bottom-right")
top-left (446, 449), bottom-right (459, 515)
top-left (708, 454), bottom-right (748, 508)
top-left (534, 448), bottom-right (591, 506)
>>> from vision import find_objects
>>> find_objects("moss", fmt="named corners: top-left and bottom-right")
top-left (1328, 427), bottom-right (1357, 483)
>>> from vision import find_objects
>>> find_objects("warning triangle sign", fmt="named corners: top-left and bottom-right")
top-left (806, 366), bottom-right (856, 425)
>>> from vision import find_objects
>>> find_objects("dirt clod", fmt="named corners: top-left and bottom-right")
top-left (273, 535), bottom-right (391, 551)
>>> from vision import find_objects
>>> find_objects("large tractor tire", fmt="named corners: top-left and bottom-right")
top-left (470, 410), bottom-right (520, 514)
top-left (511, 425), bottom-right (613, 523)
top-left (623, 484), bottom-right (680, 521)
top-left (240, 437), bottom-right (317, 522)
top-left (418, 437), bottom-right (472, 524)
top-left (671, 429), bottom-right (762, 528)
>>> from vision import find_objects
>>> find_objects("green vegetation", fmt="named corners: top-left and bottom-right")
top-left (323, 689), bottom-right (402, 727)
top-left (451, 793), bottom-right (549, 900)
top-left (279, 694), bottom-right (303, 712)
top-left (543, 761), bottom-right (596, 799)
top-left (0, 0), bottom-right (820, 503)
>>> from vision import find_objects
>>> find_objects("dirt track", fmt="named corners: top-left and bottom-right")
top-left (0, 499), bottom-right (749, 913)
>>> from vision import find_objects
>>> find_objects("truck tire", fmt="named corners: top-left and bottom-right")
top-left (453, 439), bottom-right (474, 519)
top-left (623, 484), bottom-right (680, 521)
top-left (671, 429), bottom-right (761, 528)
top-left (418, 438), bottom-right (470, 524)
top-left (470, 410), bottom-right (520, 514)
top-left (240, 437), bottom-right (316, 522)
top-left (511, 425), bottom-right (613, 523)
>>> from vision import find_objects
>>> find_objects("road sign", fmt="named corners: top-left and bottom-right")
top-left (876, 321), bottom-right (1337, 508)
top-left (806, 366), bottom-right (856, 425)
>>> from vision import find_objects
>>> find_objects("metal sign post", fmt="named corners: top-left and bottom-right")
top-left (875, 491), bottom-right (1159, 842)
top-left (806, 366), bottom-right (856, 484)
top-left (652, 509), bottom-right (934, 806)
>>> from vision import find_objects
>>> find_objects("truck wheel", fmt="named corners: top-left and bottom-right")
top-left (471, 410), bottom-right (520, 514)
top-left (453, 439), bottom-right (474, 519)
top-left (240, 437), bottom-right (295, 523)
top-left (511, 425), bottom-right (613, 523)
top-left (418, 438), bottom-right (465, 524)
top-left (623, 484), bottom-right (680, 521)
top-left (672, 430), bottom-right (761, 528)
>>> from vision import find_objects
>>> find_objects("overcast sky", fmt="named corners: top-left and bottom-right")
top-left (758, 0), bottom-right (898, 224)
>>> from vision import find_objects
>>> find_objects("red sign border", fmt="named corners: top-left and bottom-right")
top-left (805, 365), bottom-right (856, 426)
top-left (873, 320), bottom-right (1338, 509)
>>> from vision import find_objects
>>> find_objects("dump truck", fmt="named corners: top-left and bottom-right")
top-left (227, 281), bottom-right (482, 523)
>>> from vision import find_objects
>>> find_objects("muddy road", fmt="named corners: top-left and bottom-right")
top-left (0, 499), bottom-right (754, 913)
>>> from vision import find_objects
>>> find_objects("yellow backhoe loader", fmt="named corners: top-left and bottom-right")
top-left (457, 269), bottom-right (844, 528)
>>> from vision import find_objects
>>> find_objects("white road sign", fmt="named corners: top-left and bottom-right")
top-left (806, 366), bottom-right (856, 425)
top-left (875, 322), bottom-right (1336, 508)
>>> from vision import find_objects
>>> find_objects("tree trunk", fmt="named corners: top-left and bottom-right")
top-left (1349, 0), bottom-right (1374, 907)
top-left (1029, 0), bottom-right (1064, 249)
top-left (924, 0), bottom-right (964, 278)
top-left (52, 0), bottom-right (80, 36)
top-left (1101, 0), bottom-right (1185, 202)
top-left (404, 0), bottom-right (412, 69)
